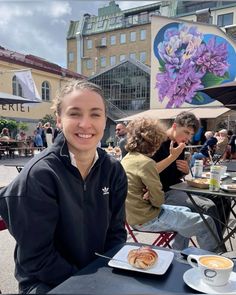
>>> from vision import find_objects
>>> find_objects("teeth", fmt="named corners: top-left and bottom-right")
top-left (78, 133), bottom-right (92, 139)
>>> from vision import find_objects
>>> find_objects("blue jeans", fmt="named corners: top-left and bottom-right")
top-left (133, 204), bottom-right (219, 252)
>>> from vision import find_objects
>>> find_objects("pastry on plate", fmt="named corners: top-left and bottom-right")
top-left (127, 246), bottom-right (158, 269)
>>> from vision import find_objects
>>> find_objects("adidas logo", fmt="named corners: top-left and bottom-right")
top-left (102, 187), bottom-right (109, 195)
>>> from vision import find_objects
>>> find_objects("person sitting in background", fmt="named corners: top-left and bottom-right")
top-left (121, 117), bottom-right (220, 252)
top-left (0, 79), bottom-right (127, 294)
top-left (190, 131), bottom-right (217, 167)
top-left (0, 127), bottom-right (10, 140)
top-left (215, 129), bottom-right (228, 156)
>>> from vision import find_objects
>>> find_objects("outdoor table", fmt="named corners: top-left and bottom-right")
top-left (170, 175), bottom-right (236, 251)
top-left (49, 242), bottom-right (215, 294)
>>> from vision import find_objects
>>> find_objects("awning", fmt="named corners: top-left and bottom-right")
top-left (117, 107), bottom-right (230, 121)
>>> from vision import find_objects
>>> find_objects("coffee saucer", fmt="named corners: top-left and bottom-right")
top-left (183, 268), bottom-right (236, 294)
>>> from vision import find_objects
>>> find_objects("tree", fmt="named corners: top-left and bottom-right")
top-left (17, 121), bottom-right (28, 132)
top-left (41, 114), bottom-right (56, 127)
top-left (0, 118), bottom-right (18, 136)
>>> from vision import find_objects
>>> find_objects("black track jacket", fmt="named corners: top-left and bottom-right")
top-left (0, 133), bottom-right (127, 292)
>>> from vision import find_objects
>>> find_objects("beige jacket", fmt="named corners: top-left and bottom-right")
top-left (121, 152), bottom-right (164, 226)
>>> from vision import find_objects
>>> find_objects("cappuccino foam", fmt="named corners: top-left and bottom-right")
top-left (200, 256), bottom-right (232, 269)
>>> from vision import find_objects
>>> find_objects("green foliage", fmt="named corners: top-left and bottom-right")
top-left (0, 118), bottom-right (18, 135)
top-left (41, 114), bottom-right (56, 127)
top-left (17, 121), bottom-right (28, 131)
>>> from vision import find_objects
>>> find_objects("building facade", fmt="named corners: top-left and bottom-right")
top-left (67, 1), bottom-right (236, 77)
top-left (67, 1), bottom-right (172, 77)
top-left (0, 46), bottom-right (85, 132)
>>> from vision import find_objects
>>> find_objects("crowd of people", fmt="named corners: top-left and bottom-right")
top-left (0, 122), bottom-right (61, 156)
top-left (0, 79), bottom-right (233, 293)
top-left (190, 128), bottom-right (236, 167)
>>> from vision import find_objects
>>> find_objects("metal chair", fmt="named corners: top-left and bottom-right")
top-left (126, 221), bottom-right (197, 249)
top-left (0, 217), bottom-right (7, 231)
top-left (125, 221), bottom-right (177, 248)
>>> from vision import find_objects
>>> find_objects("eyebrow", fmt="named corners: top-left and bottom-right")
top-left (67, 107), bottom-right (104, 112)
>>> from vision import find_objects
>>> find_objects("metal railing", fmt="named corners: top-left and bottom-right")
top-left (105, 98), bottom-right (128, 121)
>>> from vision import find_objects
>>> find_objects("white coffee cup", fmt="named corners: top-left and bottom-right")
top-left (187, 254), bottom-right (233, 286)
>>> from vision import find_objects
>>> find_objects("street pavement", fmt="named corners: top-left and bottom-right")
top-left (0, 158), bottom-right (236, 294)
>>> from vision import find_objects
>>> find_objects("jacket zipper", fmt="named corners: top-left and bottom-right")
top-left (83, 183), bottom-right (87, 191)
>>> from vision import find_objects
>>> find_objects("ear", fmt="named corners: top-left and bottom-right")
top-left (172, 122), bottom-right (177, 130)
top-left (56, 116), bottom-right (62, 129)
top-left (104, 117), bottom-right (107, 130)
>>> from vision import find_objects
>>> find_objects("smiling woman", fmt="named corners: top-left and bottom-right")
top-left (0, 79), bottom-right (128, 294)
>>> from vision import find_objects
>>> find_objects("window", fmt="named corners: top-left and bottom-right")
top-left (127, 14), bottom-right (139, 25)
top-left (87, 39), bottom-right (92, 49)
top-left (101, 37), bottom-right (106, 46)
top-left (110, 17), bottom-right (116, 25)
top-left (133, 15), bottom-right (139, 24)
top-left (128, 15), bottom-right (133, 25)
top-left (129, 53), bottom-right (136, 60)
top-left (12, 75), bottom-right (23, 97)
top-left (110, 56), bottom-right (116, 66)
top-left (130, 31), bottom-right (136, 42)
top-left (68, 52), bottom-right (74, 62)
top-left (97, 20), bottom-right (104, 28)
top-left (140, 51), bottom-right (147, 63)
top-left (100, 56), bottom-right (106, 67)
top-left (86, 59), bottom-right (93, 70)
top-left (140, 12), bottom-right (148, 23)
top-left (120, 33), bottom-right (126, 44)
top-left (217, 13), bottom-right (233, 27)
top-left (119, 54), bottom-right (126, 62)
top-left (116, 16), bottom-right (122, 24)
top-left (110, 35), bottom-right (116, 45)
top-left (42, 81), bottom-right (50, 101)
top-left (140, 29), bottom-right (146, 41)
top-left (86, 22), bottom-right (93, 30)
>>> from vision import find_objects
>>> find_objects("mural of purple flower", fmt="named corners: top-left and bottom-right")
top-left (155, 23), bottom-right (230, 108)
top-left (194, 37), bottom-right (229, 76)
top-left (157, 59), bottom-right (204, 107)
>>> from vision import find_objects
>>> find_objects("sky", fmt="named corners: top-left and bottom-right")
top-left (0, 0), bottom-right (157, 68)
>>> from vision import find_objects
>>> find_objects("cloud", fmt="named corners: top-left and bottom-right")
top-left (0, 1), bottom-right (157, 68)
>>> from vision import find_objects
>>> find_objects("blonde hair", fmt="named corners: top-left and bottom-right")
top-left (51, 79), bottom-right (107, 115)
top-left (125, 118), bottom-right (167, 156)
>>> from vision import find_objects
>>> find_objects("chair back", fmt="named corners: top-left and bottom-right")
top-left (0, 217), bottom-right (7, 231)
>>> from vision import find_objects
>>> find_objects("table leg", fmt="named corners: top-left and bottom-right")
top-left (186, 192), bottom-right (222, 251)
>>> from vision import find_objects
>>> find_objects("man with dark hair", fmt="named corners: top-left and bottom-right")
top-left (152, 111), bottom-right (224, 250)
top-left (115, 122), bottom-right (128, 158)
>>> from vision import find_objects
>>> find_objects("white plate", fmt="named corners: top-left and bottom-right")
top-left (183, 268), bottom-right (236, 294)
top-left (220, 184), bottom-right (236, 193)
top-left (108, 245), bottom-right (174, 275)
